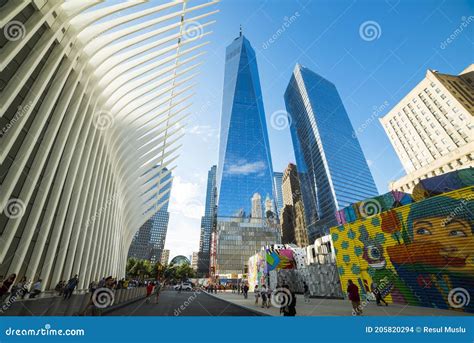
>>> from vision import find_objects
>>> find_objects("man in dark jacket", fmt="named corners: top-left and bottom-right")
top-left (347, 279), bottom-right (362, 315)
top-left (64, 274), bottom-right (79, 300)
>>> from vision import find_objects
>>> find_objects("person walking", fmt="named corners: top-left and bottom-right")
top-left (303, 281), bottom-right (310, 303)
top-left (29, 279), bottom-right (42, 299)
top-left (0, 274), bottom-right (16, 302)
top-left (155, 280), bottom-right (162, 304)
top-left (280, 285), bottom-right (296, 316)
top-left (64, 274), bottom-right (79, 300)
top-left (254, 285), bottom-right (260, 305)
top-left (371, 282), bottom-right (388, 306)
top-left (266, 286), bottom-right (272, 308)
top-left (146, 282), bottom-right (154, 303)
top-left (347, 279), bottom-right (362, 315)
top-left (243, 284), bottom-right (249, 299)
top-left (260, 285), bottom-right (267, 308)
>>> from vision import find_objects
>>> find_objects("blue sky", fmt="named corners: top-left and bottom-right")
top-left (165, 0), bottom-right (474, 259)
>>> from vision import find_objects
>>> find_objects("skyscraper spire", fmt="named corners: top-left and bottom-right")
top-left (239, 24), bottom-right (242, 37)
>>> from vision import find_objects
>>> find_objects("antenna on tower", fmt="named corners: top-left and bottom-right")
top-left (239, 24), bottom-right (242, 37)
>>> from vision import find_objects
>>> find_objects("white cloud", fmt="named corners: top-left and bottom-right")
top-left (168, 176), bottom-right (205, 219)
top-left (226, 160), bottom-right (266, 176)
top-left (185, 124), bottom-right (218, 142)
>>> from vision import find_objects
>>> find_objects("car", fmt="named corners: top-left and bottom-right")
top-left (173, 282), bottom-right (193, 291)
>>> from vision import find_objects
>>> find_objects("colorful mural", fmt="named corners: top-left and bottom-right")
top-left (331, 186), bottom-right (474, 313)
top-left (265, 247), bottom-right (295, 271)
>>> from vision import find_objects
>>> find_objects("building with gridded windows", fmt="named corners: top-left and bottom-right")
top-left (380, 65), bottom-right (474, 192)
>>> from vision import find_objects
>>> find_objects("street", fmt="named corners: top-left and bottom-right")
top-left (105, 290), bottom-right (261, 316)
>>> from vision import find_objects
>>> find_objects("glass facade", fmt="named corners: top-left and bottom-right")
top-left (216, 35), bottom-right (276, 217)
top-left (216, 217), bottom-right (280, 276)
top-left (273, 172), bottom-right (284, 217)
top-left (284, 65), bottom-right (378, 240)
top-left (197, 165), bottom-right (217, 276)
top-left (128, 167), bottom-right (172, 263)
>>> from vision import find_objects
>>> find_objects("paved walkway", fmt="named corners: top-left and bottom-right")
top-left (210, 291), bottom-right (473, 316)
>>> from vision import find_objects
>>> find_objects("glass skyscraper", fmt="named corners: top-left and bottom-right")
top-left (128, 167), bottom-right (172, 263)
top-left (284, 64), bottom-right (378, 240)
top-left (216, 34), bottom-right (276, 217)
top-left (273, 172), bottom-right (284, 217)
top-left (197, 165), bottom-right (217, 276)
top-left (215, 34), bottom-right (280, 275)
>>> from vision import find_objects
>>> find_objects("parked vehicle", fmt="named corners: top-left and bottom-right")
top-left (173, 282), bottom-right (193, 291)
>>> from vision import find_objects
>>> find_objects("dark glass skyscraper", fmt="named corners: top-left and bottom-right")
top-left (284, 64), bottom-right (378, 240)
top-left (128, 167), bottom-right (172, 263)
top-left (216, 34), bottom-right (276, 217)
top-left (197, 165), bottom-right (217, 276)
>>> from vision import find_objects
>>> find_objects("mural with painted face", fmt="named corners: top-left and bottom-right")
top-left (331, 186), bottom-right (474, 313)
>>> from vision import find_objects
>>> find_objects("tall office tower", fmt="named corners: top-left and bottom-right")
top-left (280, 163), bottom-right (309, 247)
top-left (251, 193), bottom-right (263, 218)
top-left (197, 165), bottom-right (217, 276)
top-left (191, 252), bottom-right (199, 271)
top-left (380, 65), bottom-right (474, 192)
top-left (161, 249), bottom-right (170, 266)
top-left (215, 34), bottom-right (280, 276)
top-left (128, 167), bottom-right (172, 264)
top-left (284, 64), bottom-right (378, 240)
top-left (0, 1), bottom-right (216, 290)
top-left (273, 172), bottom-right (284, 216)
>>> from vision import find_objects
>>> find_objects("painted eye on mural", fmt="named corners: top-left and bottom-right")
top-left (367, 245), bottom-right (381, 260)
top-left (416, 228), bottom-right (432, 235)
top-left (449, 230), bottom-right (467, 237)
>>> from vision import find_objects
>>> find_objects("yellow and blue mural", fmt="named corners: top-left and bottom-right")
top-left (331, 186), bottom-right (474, 313)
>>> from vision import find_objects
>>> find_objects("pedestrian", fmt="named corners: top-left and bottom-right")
top-left (260, 285), bottom-right (267, 308)
top-left (347, 279), bottom-right (362, 315)
top-left (29, 279), bottom-right (42, 299)
top-left (303, 281), bottom-right (310, 303)
top-left (146, 282), bottom-right (154, 303)
top-left (54, 280), bottom-right (65, 296)
top-left (155, 280), bottom-right (162, 304)
top-left (64, 274), bottom-right (79, 300)
top-left (371, 282), bottom-right (388, 306)
top-left (254, 285), bottom-right (260, 305)
top-left (266, 286), bottom-right (272, 308)
top-left (11, 276), bottom-right (28, 299)
top-left (280, 285), bottom-right (296, 316)
top-left (0, 274), bottom-right (17, 302)
top-left (243, 284), bottom-right (249, 299)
